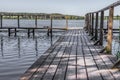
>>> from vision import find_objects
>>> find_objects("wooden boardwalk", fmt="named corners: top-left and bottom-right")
top-left (20, 29), bottom-right (120, 80)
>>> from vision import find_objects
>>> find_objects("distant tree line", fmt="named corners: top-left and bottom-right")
top-left (1, 13), bottom-right (85, 20)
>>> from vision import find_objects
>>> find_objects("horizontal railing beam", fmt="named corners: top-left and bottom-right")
top-left (87, 0), bottom-right (120, 14)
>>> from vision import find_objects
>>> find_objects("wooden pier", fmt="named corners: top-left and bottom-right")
top-left (20, 29), bottom-right (120, 80)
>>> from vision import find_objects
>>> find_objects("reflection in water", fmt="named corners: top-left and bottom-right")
top-left (0, 31), bottom-right (64, 80)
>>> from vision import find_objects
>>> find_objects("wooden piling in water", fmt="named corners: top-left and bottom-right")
top-left (18, 15), bottom-right (20, 28)
top-left (0, 15), bottom-right (2, 28)
top-left (65, 16), bottom-right (68, 30)
top-left (35, 16), bottom-right (37, 28)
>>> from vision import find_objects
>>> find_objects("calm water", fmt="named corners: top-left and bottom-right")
top-left (0, 20), bottom-right (83, 80)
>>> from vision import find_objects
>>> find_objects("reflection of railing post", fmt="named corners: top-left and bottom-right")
top-left (18, 37), bottom-right (20, 57)
top-left (99, 11), bottom-right (104, 45)
top-left (95, 12), bottom-right (98, 40)
top-left (106, 7), bottom-right (114, 54)
top-left (35, 38), bottom-right (38, 56)
top-left (1, 37), bottom-right (3, 56)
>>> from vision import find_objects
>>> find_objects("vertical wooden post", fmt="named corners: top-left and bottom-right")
top-left (95, 12), bottom-right (98, 40)
top-left (65, 16), bottom-right (68, 30)
top-left (50, 16), bottom-right (53, 46)
top-left (99, 11), bottom-right (104, 45)
top-left (85, 14), bottom-right (88, 31)
top-left (86, 14), bottom-right (89, 32)
top-left (18, 15), bottom-right (20, 28)
top-left (89, 13), bottom-right (92, 35)
top-left (35, 16), bottom-right (37, 28)
top-left (106, 7), bottom-right (114, 53)
top-left (1, 15), bottom-right (3, 28)
top-left (91, 13), bottom-right (94, 36)
top-left (88, 14), bottom-right (91, 34)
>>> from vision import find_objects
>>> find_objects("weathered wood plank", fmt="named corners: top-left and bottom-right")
top-left (81, 30), bottom-right (103, 80)
top-left (83, 30), bottom-right (116, 80)
top-left (53, 30), bottom-right (73, 80)
top-left (65, 30), bottom-right (76, 80)
top-left (77, 30), bottom-right (88, 80)
top-left (41, 31), bottom-right (72, 80)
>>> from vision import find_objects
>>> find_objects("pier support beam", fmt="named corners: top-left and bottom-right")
top-left (99, 11), bottom-right (104, 45)
top-left (106, 7), bottom-right (114, 53)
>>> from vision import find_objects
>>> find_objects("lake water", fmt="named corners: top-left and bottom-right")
top-left (0, 20), bottom-right (84, 80)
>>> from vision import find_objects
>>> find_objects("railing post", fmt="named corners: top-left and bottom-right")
top-left (91, 13), bottom-right (94, 36)
top-left (106, 7), bottom-right (114, 53)
top-left (50, 16), bottom-right (53, 46)
top-left (99, 11), bottom-right (104, 45)
top-left (85, 14), bottom-right (88, 31)
top-left (95, 12), bottom-right (98, 40)
top-left (18, 15), bottom-right (20, 28)
top-left (89, 13), bottom-right (92, 35)
top-left (35, 16), bottom-right (37, 28)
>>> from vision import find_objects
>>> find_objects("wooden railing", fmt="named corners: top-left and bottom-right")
top-left (0, 13), bottom-right (68, 37)
top-left (85, 0), bottom-right (120, 54)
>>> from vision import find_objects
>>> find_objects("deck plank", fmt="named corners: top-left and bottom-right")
top-left (53, 30), bottom-right (73, 80)
top-left (42, 31), bottom-right (72, 80)
top-left (81, 31), bottom-right (103, 80)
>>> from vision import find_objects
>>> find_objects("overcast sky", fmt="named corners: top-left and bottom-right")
top-left (0, 0), bottom-right (119, 16)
